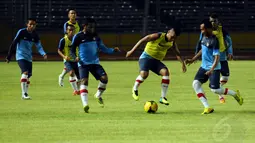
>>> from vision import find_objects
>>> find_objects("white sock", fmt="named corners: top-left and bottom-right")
top-left (133, 75), bottom-right (144, 91)
top-left (96, 81), bottom-right (107, 98)
top-left (25, 79), bottom-right (30, 93)
top-left (69, 76), bottom-right (78, 91)
top-left (20, 74), bottom-right (28, 95)
top-left (161, 76), bottom-right (169, 98)
top-left (80, 85), bottom-right (88, 106)
top-left (219, 76), bottom-right (229, 98)
top-left (211, 87), bottom-right (237, 97)
top-left (193, 80), bottom-right (209, 108)
top-left (60, 68), bottom-right (68, 78)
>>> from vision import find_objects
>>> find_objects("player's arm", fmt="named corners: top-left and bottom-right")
top-left (34, 35), bottom-right (47, 60)
top-left (70, 34), bottom-right (80, 61)
top-left (185, 49), bottom-right (202, 66)
top-left (6, 30), bottom-right (22, 63)
top-left (222, 28), bottom-right (233, 60)
top-left (205, 38), bottom-right (220, 75)
top-left (63, 22), bottom-right (67, 34)
top-left (195, 32), bottom-right (203, 54)
top-left (126, 33), bottom-right (160, 57)
top-left (98, 39), bottom-right (120, 54)
top-left (171, 42), bottom-right (186, 72)
top-left (57, 38), bottom-right (69, 61)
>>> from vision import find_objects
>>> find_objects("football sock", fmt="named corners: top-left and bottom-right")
top-left (193, 80), bottom-right (209, 108)
top-left (161, 76), bottom-right (170, 98)
top-left (20, 74), bottom-right (28, 95)
top-left (211, 88), bottom-right (237, 97)
top-left (69, 76), bottom-right (78, 91)
top-left (219, 76), bottom-right (229, 98)
top-left (95, 81), bottom-right (106, 98)
top-left (26, 78), bottom-right (30, 93)
top-left (80, 85), bottom-right (88, 106)
top-left (133, 75), bottom-right (144, 91)
top-left (60, 68), bottom-right (68, 78)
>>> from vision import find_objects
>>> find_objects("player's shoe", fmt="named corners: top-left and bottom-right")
top-left (22, 93), bottom-right (31, 100)
top-left (132, 90), bottom-right (139, 101)
top-left (83, 105), bottom-right (89, 113)
top-left (234, 90), bottom-right (243, 105)
top-left (219, 97), bottom-right (225, 104)
top-left (73, 90), bottom-right (80, 96)
top-left (159, 97), bottom-right (169, 105)
top-left (58, 75), bottom-right (64, 87)
top-left (201, 108), bottom-right (214, 114)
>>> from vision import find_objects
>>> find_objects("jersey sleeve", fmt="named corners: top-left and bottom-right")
top-left (195, 32), bottom-right (203, 54)
top-left (225, 35), bottom-right (233, 55)
top-left (35, 41), bottom-right (46, 56)
top-left (70, 34), bottom-right (80, 58)
top-left (58, 38), bottom-right (65, 51)
top-left (63, 22), bottom-right (68, 34)
top-left (6, 29), bottom-right (23, 61)
top-left (97, 38), bottom-right (114, 54)
top-left (213, 38), bottom-right (220, 56)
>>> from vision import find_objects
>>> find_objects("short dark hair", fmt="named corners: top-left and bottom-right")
top-left (210, 13), bottom-right (218, 19)
top-left (201, 19), bottom-right (213, 29)
top-left (172, 27), bottom-right (181, 36)
top-left (27, 18), bottom-right (36, 22)
top-left (65, 23), bottom-right (75, 30)
top-left (68, 9), bottom-right (76, 13)
top-left (82, 18), bottom-right (96, 26)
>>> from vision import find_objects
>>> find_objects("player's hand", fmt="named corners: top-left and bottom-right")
top-left (184, 59), bottom-right (194, 66)
top-left (5, 58), bottom-right (10, 63)
top-left (43, 54), bottom-right (47, 60)
top-left (75, 57), bottom-right (79, 62)
top-left (64, 56), bottom-right (70, 61)
top-left (126, 50), bottom-right (133, 57)
top-left (182, 63), bottom-right (187, 73)
top-left (228, 54), bottom-right (233, 60)
top-left (114, 47), bottom-right (121, 52)
top-left (205, 70), bottom-right (213, 76)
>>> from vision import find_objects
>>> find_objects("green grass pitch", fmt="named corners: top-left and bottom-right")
top-left (0, 61), bottom-right (255, 143)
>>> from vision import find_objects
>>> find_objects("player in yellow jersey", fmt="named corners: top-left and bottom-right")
top-left (58, 24), bottom-right (80, 95)
top-left (126, 27), bottom-right (187, 105)
top-left (210, 13), bottom-right (233, 104)
top-left (59, 9), bottom-right (80, 87)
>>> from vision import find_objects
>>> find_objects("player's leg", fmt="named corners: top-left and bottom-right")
top-left (26, 62), bottom-right (32, 96)
top-left (67, 62), bottom-right (79, 95)
top-left (89, 64), bottom-right (108, 107)
top-left (193, 67), bottom-right (213, 114)
top-left (218, 61), bottom-right (230, 103)
top-left (153, 61), bottom-right (170, 105)
top-left (74, 63), bottom-right (81, 88)
top-left (79, 65), bottom-right (90, 113)
top-left (210, 70), bottom-right (243, 106)
top-left (58, 65), bottom-right (67, 87)
top-left (132, 58), bottom-right (150, 101)
top-left (17, 60), bottom-right (31, 100)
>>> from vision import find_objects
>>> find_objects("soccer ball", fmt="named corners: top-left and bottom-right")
top-left (144, 101), bottom-right (158, 113)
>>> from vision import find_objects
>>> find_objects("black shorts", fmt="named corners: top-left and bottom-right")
top-left (79, 64), bottom-right (106, 80)
top-left (194, 67), bottom-right (220, 89)
top-left (220, 61), bottom-right (230, 76)
top-left (139, 58), bottom-right (167, 75)
top-left (17, 59), bottom-right (32, 78)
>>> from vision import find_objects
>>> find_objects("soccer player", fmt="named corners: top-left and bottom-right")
top-left (58, 24), bottom-right (80, 95)
top-left (71, 18), bottom-right (120, 113)
top-left (58, 9), bottom-right (80, 87)
top-left (126, 26), bottom-right (187, 105)
top-left (185, 19), bottom-right (243, 114)
top-left (210, 13), bottom-right (233, 103)
top-left (6, 18), bottom-right (47, 100)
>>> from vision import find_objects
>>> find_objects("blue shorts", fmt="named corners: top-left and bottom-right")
top-left (139, 58), bottom-right (167, 75)
top-left (17, 59), bottom-right (32, 78)
top-left (220, 61), bottom-right (230, 76)
top-left (64, 61), bottom-right (80, 79)
top-left (194, 67), bottom-right (220, 89)
top-left (79, 64), bottom-right (106, 80)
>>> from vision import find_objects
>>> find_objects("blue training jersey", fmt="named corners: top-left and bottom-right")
top-left (200, 35), bottom-right (221, 70)
top-left (71, 32), bottom-right (114, 66)
top-left (196, 27), bottom-right (233, 61)
top-left (6, 28), bottom-right (46, 62)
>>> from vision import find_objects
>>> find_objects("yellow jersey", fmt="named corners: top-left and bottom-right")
top-left (212, 25), bottom-right (226, 52)
top-left (144, 33), bottom-right (174, 61)
top-left (64, 20), bottom-right (80, 35)
top-left (58, 36), bottom-right (75, 62)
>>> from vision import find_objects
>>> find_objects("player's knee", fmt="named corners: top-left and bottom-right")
top-left (160, 68), bottom-right (169, 76)
top-left (100, 76), bottom-right (108, 84)
top-left (80, 78), bottom-right (88, 85)
top-left (23, 71), bottom-right (28, 75)
top-left (192, 80), bottom-right (201, 88)
top-left (69, 70), bottom-right (75, 76)
top-left (220, 76), bottom-right (229, 84)
top-left (140, 71), bottom-right (149, 79)
top-left (210, 88), bottom-right (223, 94)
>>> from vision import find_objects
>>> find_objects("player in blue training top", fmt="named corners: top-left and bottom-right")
top-left (6, 18), bottom-right (47, 100)
top-left (185, 19), bottom-right (243, 114)
top-left (71, 18), bottom-right (120, 113)
top-left (58, 9), bottom-right (80, 87)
